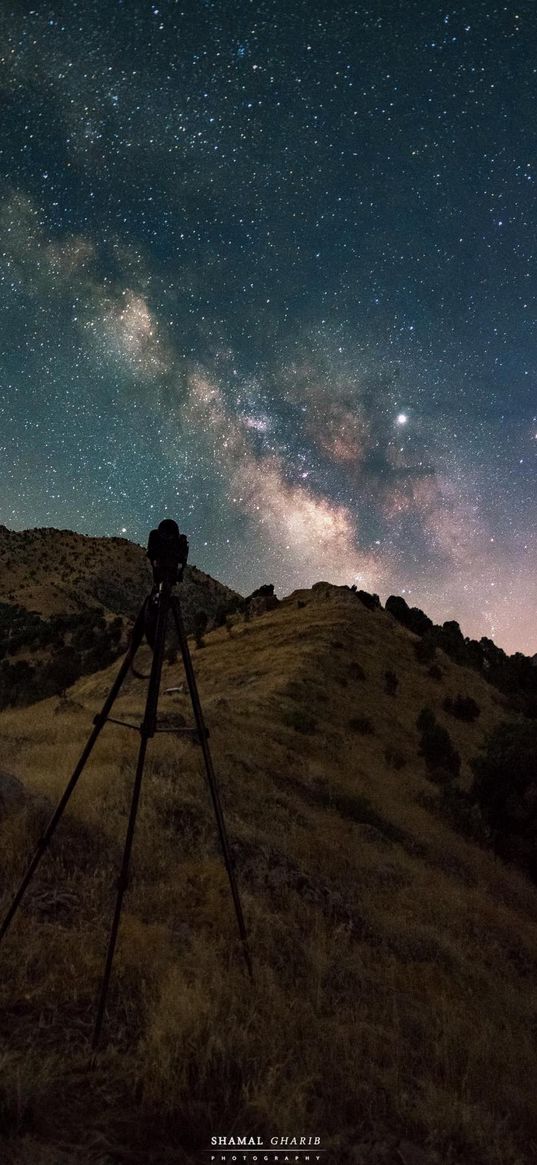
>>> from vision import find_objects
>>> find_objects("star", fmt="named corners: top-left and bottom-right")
top-left (0, 0), bottom-right (535, 654)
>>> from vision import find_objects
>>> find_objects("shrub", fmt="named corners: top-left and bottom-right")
top-left (214, 604), bottom-right (228, 627)
top-left (417, 707), bottom-right (460, 781)
top-left (414, 634), bottom-right (437, 663)
top-left (384, 670), bottom-right (398, 696)
top-left (438, 786), bottom-right (489, 843)
top-left (349, 661), bottom-right (366, 681)
top-left (417, 706), bottom-right (435, 732)
top-left (384, 746), bottom-right (407, 770)
top-left (471, 720), bottom-right (537, 879)
top-left (348, 716), bottom-right (374, 735)
top-left (444, 694), bottom-right (480, 722)
top-left (43, 647), bottom-right (81, 695)
top-left (0, 659), bottom-right (37, 707)
top-left (193, 610), bottom-right (208, 648)
top-left (282, 708), bottom-right (317, 734)
top-left (428, 664), bottom-right (443, 681)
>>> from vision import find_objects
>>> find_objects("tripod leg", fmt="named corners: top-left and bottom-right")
top-left (92, 730), bottom-right (150, 1050)
top-left (93, 585), bottom-right (170, 1049)
top-left (170, 598), bottom-right (253, 981)
top-left (0, 600), bottom-right (148, 945)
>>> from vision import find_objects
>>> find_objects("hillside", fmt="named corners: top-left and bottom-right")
top-left (0, 583), bottom-right (537, 1164)
top-left (0, 525), bottom-right (238, 621)
top-left (0, 526), bottom-right (241, 709)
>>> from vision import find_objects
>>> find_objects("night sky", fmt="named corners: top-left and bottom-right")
top-left (1, 2), bottom-right (536, 654)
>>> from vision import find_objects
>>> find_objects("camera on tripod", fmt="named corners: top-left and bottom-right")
top-left (0, 517), bottom-right (252, 1051)
top-left (147, 519), bottom-right (189, 586)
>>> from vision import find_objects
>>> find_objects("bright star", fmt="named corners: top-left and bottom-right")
top-left (396, 413), bottom-right (408, 425)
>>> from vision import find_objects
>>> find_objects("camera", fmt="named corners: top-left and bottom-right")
top-left (147, 519), bottom-right (189, 586)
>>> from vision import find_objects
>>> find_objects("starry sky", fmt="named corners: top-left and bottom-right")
top-left (1, 1), bottom-right (536, 654)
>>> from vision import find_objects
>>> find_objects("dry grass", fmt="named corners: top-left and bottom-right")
top-left (1, 587), bottom-right (536, 1163)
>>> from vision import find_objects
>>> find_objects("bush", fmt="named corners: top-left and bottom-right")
top-left (0, 659), bottom-right (37, 707)
top-left (417, 706), bottom-right (435, 732)
top-left (214, 604), bottom-right (228, 627)
top-left (282, 708), bottom-right (317, 734)
top-left (384, 746), bottom-right (407, 770)
top-left (438, 786), bottom-right (489, 843)
top-left (43, 647), bottom-right (81, 695)
top-left (443, 694), bottom-right (480, 722)
top-left (348, 716), bottom-right (374, 735)
top-left (427, 664), bottom-right (443, 681)
top-left (384, 670), bottom-right (398, 696)
top-left (471, 721), bottom-right (537, 879)
top-left (194, 610), bottom-right (208, 648)
top-left (349, 661), bottom-right (366, 681)
top-left (414, 634), bottom-right (437, 663)
top-left (417, 707), bottom-right (460, 782)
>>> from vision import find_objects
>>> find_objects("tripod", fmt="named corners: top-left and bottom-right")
top-left (0, 534), bottom-right (253, 1051)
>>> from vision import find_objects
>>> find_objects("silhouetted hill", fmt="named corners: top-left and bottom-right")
top-left (1, 580), bottom-right (537, 1164)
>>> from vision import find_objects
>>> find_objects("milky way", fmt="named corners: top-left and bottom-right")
top-left (1, 2), bottom-right (536, 653)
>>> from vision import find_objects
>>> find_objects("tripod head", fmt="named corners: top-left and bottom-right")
top-left (147, 519), bottom-right (189, 587)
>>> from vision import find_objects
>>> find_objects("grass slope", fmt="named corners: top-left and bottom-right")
top-left (0, 585), bottom-right (536, 1164)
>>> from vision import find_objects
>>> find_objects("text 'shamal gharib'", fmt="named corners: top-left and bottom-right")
top-left (210, 1137), bottom-right (323, 1148)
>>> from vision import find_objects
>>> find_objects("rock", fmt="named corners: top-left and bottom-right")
top-left (356, 590), bottom-right (381, 611)
top-left (248, 583), bottom-right (275, 598)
